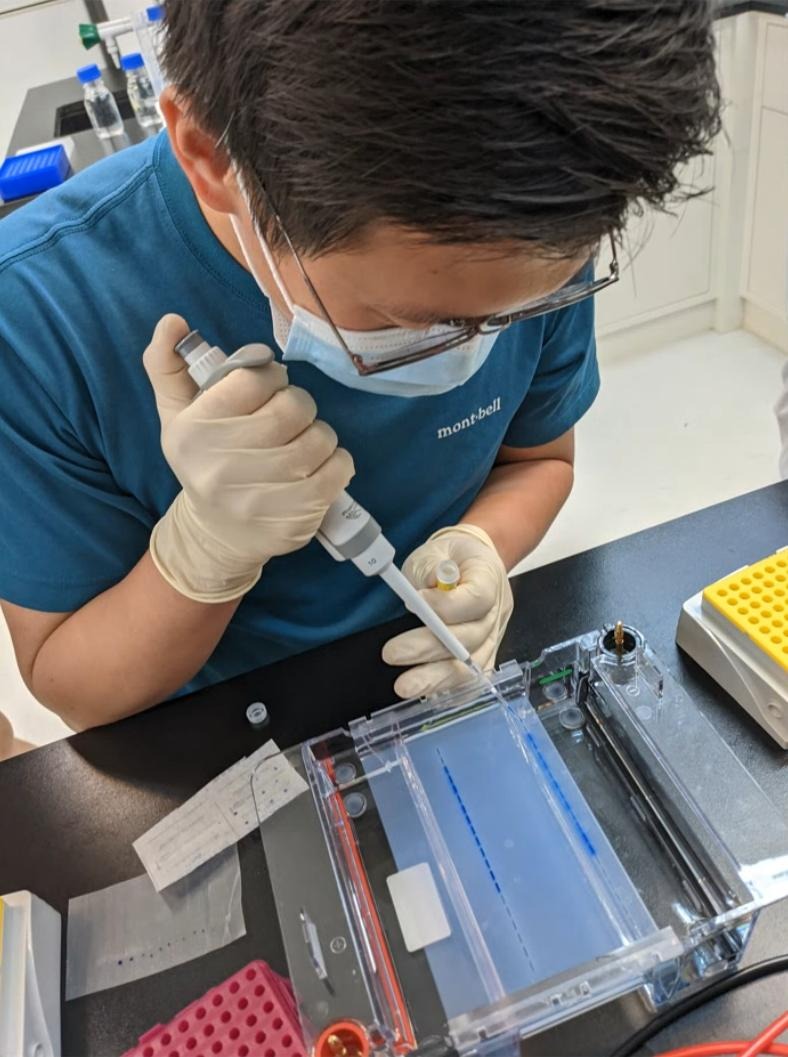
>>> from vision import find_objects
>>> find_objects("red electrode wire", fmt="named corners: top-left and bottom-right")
top-left (654, 1011), bottom-right (788, 1057)
top-left (654, 1044), bottom-right (788, 1057)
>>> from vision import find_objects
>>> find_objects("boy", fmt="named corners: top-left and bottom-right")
top-left (0, 1), bottom-right (720, 729)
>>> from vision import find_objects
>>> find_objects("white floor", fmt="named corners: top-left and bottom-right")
top-left (514, 327), bottom-right (786, 573)
top-left (1, 328), bottom-right (785, 750)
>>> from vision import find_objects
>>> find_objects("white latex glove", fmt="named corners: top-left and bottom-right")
top-left (382, 524), bottom-right (514, 698)
top-left (144, 315), bottom-right (354, 602)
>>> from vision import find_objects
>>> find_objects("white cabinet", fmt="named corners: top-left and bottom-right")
top-left (745, 107), bottom-right (788, 317)
top-left (596, 12), bottom-right (788, 355)
top-left (761, 20), bottom-right (788, 114)
top-left (595, 24), bottom-right (726, 341)
top-left (742, 20), bottom-right (788, 336)
top-left (595, 156), bottom-right (716, 333)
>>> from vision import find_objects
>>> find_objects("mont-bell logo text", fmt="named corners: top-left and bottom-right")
top-left (437, 397), bottom-right (502, 440)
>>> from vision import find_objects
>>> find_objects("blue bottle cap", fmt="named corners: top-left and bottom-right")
top-left (120, 52), bottom-right (145, 71)
top-left (76, 64), bottom-right (101, 84)
top-left (146, 4), bottom-right (164, 21)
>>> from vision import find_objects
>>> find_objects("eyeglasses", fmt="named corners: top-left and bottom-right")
top-left (251, 175), bottom-right (619, 377)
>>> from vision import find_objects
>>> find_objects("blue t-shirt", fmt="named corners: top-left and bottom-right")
top-left (0, 133), bottom-right (599, 696)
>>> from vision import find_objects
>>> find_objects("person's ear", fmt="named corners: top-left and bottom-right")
top-left (159, 87), bottom-right (238, 214)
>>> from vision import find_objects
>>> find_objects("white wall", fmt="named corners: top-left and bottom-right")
top-left (0, 0), bottom-right (141, 155)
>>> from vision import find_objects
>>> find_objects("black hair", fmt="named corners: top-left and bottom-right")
top-left (163, 0), bottom-right (721, 257)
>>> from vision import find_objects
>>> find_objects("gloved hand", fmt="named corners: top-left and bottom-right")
top-left (144, 314), bottom-right (354, 602)
top-left (382, 523), bottom-right (514, 698)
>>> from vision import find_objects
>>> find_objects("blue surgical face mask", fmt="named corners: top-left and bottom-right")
top-left (229, 207), bottom-right (500, 398)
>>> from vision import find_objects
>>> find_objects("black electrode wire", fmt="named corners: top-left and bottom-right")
top-left (611, 955), bottom-right (788, 1057)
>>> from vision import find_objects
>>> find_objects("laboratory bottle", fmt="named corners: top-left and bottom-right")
top-left (76, 65), bottom-right (124, 140)
top-left (146, 5), bottom-right (166, 64)
top-left (120, 53), bottom-right (162, 129)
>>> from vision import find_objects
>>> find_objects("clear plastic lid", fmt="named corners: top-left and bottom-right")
top-left (255, 628), bottom-right (788, 1055)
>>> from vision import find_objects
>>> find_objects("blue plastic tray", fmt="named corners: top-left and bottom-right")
top-left (0, 144), bottom-right (71, 202)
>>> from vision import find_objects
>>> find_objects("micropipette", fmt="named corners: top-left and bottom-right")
top-left (174, 330), bottom-right (485, 682)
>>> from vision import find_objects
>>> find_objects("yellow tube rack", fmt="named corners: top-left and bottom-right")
top-left (702, 551), bottom-right (788, 673)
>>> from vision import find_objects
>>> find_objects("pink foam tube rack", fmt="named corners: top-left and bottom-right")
top-left (121, 961), bottom-right (306, 1057)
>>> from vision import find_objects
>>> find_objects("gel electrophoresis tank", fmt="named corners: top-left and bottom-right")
top-left (256, 627), bottom-right (788, 1057)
